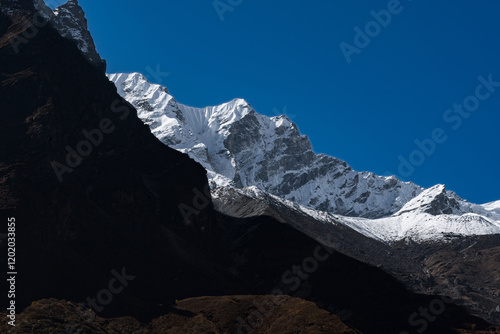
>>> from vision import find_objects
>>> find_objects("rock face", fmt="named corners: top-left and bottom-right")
top-left (109, 73), bottom-right (423, 219)
top-left (33, 0), bottom-right (106, 71)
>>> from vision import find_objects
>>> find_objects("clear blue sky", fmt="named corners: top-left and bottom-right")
top-left (47, 0), bottom-right (500, 204)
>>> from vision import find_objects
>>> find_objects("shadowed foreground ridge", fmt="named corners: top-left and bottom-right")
top-left (0, 1), bottom-right (499, 333)
top-left (0, 0), bottom-right (237, 319)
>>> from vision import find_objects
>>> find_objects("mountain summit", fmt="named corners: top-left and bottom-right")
top-left (33, 0), bottom-right (106, 71)
top-left (109, 72), bottom-right (500, 242)
top-left (108, 72), bottom-right (421, 218)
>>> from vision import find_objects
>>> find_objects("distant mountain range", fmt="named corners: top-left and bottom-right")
top-left (108, 72), bottom-right (500, 243)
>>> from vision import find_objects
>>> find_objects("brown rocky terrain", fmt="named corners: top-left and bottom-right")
top-left (401, 236), bottom-right (500, 325)
top-left (0, 297), bottom-right (361, 333)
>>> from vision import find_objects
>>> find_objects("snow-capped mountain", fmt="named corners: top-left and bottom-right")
top-left (481, 200), bottom-right (500, 215)
top-left (109, 72), bottom-right (423, 219)
top-left (340, 184), bottom-right (500, 242)
top-left (108, 72), bottom-right (500, 242)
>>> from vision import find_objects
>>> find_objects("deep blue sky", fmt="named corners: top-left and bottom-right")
top-left (47, 0), bottom-right (500, 204)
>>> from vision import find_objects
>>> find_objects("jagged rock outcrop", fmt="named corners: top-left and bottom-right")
top-left (33, 0), bottom-right (106, 71)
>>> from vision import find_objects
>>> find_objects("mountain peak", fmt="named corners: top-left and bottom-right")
top-left (230, 97), bottom-right (249, 106)
top-left (271, 113), bottom-right (294, 128)
top-left (54, 0), bottom-right (84, 22)
top-left (110, 72), bottom-right (423, 218)
top-left (31, 0), bottom-right (107, 71)
top-left (397, 184), bottom-right (461, 216)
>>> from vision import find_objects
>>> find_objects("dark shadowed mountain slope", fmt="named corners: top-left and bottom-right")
top-left (214, 213), bottom-right (498, 334)
top-left (0, 1), bottom-right (242, 320)
top-left (0, 2), bottom-right (498, 333)
top-left (213, 186), bottom-right (500, 326)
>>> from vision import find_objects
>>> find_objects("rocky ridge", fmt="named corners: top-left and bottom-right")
top-left (109, 72), bottom-right (500, 242)
top-left (33, 0), bottom-right (106, 71)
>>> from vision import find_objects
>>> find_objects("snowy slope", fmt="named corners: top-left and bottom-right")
top-left (214, 185), bottom-right (500, 242)
top-left (108, 72), bottom-right (252, 185)
top-left (480, 200), bottom-right (500, 216)
top-left (340, 211), bottom-right (500, 242)
top-left (108, 73), bottom-right (500, 242)
top-left (339, 185), bottom-right (500, 242)
top-left (109, 72), bottom-right (422, 219)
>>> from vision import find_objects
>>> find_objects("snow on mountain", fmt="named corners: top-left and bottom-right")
top-left (340, 184), bottom-right (500, 242)
top-left (213, 184), bottom-right (500, 243)
top-left (108, 72), bottom-right (500, 242)
top-left (480, 200), bottom-right (500, 216)
top-left (109, 72), bottom-right (424, 219)
top-left (108, 72), bottom-right (253, 186)
top-left (396, 184), bottom-right (460, 215)
top-left (340, 209), bottom-right (500, 243)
